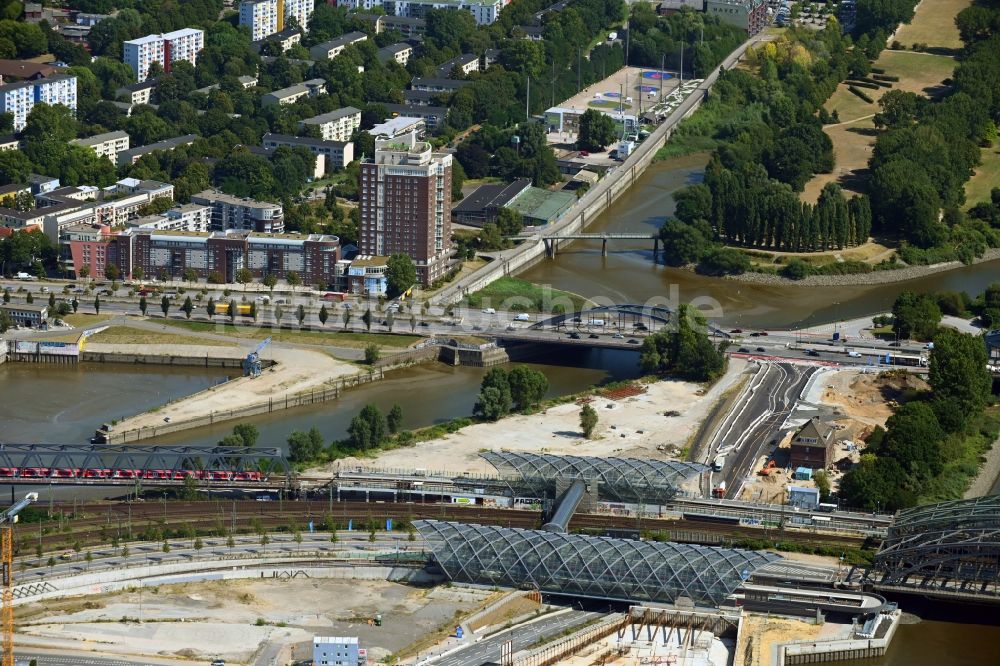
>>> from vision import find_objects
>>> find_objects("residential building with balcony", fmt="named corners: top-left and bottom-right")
top-left (69, 130), bottom-right (130, 164)
top-left (299, 107), bottom-right (361, 141)
top-left (262, 133), bottom-right (355, 170)
top-left (111, 228), bottom-right (340, 284)
top-left (123, 28), bottom-right (204, 82)
top-left (359, 131), bottom-right (452, 285)
top-left (261, 78), bottom-right (326, 106)
top-left (190, 190), bottom-right (285, 234)
top-left (0, 74), bottom-right (77, 132)
top-left (308, 31), bottom-right (368, 60)
top-left (377, 43), bottom-right (414, 66)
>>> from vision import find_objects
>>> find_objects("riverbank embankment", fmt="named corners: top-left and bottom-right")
top-left (724, 248), bottom-right (1000, 287)
top-left (100, 343), bottom-right (361, 444)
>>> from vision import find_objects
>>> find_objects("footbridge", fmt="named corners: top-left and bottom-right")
top-left (512, 232), bottom-right (659, 258)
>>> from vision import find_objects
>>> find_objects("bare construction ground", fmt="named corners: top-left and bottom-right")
top-left (332, 359), bottom-right (749, 474)
top-left (17, 579), bottom-right (492, 664)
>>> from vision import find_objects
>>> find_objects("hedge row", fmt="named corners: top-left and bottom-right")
top-left (848, 80), bottom-right (881, 90)
top-left (870, 66), bottom-right (886, 74)
top-left (872, 74), bottom-right (900, 82)
top-left (848, 86), bottom-right (874, 102)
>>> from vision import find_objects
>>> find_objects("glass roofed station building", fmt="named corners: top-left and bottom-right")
top-left (332, 452), bottom-right (707, 510)
top-left (415, 520), bottom-right (782, 608)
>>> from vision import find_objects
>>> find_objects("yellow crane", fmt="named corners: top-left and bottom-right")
top-left (1, 493), bottom-right (37, 666)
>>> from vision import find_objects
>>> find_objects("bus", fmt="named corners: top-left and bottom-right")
top-left (712, 455), bottom-right (726, 472)
top-left (883, 353), bottom-right (928, 367)
top-left (816, 502), bottom-right (838, 513)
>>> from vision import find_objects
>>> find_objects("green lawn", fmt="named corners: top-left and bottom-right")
top-left (62, 313), bottom-right (115, 328)
top-left (965, 141), bottom-right (1000, 208)
top-left (464, 277), bottom-right (591, 313)
top-left (87, 325), bottom-right (237, 347)
top-left (159, 319), bottom-right (421, 348)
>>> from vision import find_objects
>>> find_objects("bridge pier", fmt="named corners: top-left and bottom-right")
top-left (653, 238), bottom-right (659, 259)
top-left (545, 238), bottom-right (557, 258)
top-left (602, 239), bottom-right (608, 257)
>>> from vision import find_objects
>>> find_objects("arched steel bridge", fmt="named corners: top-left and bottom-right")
top-left (528, 304), bottom-right (729, 338)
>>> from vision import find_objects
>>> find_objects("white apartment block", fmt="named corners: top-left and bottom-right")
top-left (127, 204), bottom-right (212, 233)
top-left (384, 0), bottom-right (503, 25)
top-left (123, 28), bottom-right (205, 82)
top-left (299, 107), bottom-right (361, 142)
top-left (338, 0), bottom-right (383, 9)
top-left (0, 74), bottom-right (77, 132)
top-left (240, 0), bottom-right (313, 41)
top-left (240, 0), bottom-right (278, 41)
top-left (69, 130), bottom-right (130, 164)
top-left (283, 0), bottom-right (314, 30)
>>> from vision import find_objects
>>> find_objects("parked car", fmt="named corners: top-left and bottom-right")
top-left (756, 346), bottom-right (766, 352)
top-left (627, 339), bottom-right (640, 344)
top-left (738, 347), bottom-right (750, 353)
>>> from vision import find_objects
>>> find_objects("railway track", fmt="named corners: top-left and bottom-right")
top-left (13, 500), bottom-right (867, 556)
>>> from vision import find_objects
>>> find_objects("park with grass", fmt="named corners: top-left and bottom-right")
top-left (159, 319), bottom-right (421, 349)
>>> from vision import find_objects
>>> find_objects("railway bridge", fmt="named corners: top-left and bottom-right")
top-left (0, 444), bottom-right (290, 488)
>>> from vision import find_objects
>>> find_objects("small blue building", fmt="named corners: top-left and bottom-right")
top-left (313, 636), bottom-right (364, 666)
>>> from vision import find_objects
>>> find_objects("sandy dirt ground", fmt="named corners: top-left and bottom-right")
top-left (818, 369), bottom-right (927, 429)
top-left (331, 360), bottom-right (750, 474)
top-left (17, 580), bottom-right (490, 664)
top-left (102, 343), bottom-right (359, 435)
top-left (735, 615), bottom-right (826, 664)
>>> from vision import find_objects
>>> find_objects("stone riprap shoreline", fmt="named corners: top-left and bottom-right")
top-left (723, 248), bottom-right (1000, 287)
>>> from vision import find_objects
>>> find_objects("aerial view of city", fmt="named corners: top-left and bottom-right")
top-left (0, 0), bottom-right (998, 664)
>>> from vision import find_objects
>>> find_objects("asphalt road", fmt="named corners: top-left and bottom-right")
top-left (16, 653), bottom-right (164, 666)
top-left (701, 362), bottom-right (817, 500)
top-left (434, 610), bottom-right (602, 666)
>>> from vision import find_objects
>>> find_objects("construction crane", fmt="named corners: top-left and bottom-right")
top-left (2, 492), bottom-right (37, 666)
top-left (242, 337), bottom-right (272, 378)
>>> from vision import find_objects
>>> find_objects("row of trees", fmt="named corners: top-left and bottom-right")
top-left (839, 325), bottom-right (993, 511)
top-left (657, 24), bottom-right (879, 262)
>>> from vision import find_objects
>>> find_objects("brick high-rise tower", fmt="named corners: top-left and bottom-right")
top-left (359, 131), bottom-right (452, 285)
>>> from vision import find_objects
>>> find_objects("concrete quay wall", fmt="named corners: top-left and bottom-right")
top-left (432, 34), bottom-right (768, 307)
top-left (775, 611), bottom-right (901, 664)
top-left (80, 350), bottom-right (258, 369)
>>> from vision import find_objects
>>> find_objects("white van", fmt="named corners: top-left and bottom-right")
top-left (514, 313), bottom-right (531, 322)
top-left (481, 308), bottom-right (496, 314)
